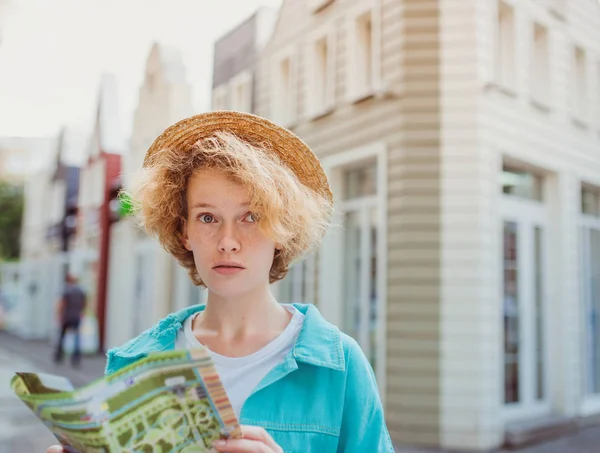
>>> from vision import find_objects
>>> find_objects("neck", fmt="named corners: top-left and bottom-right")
top-left (200, 284), bottom-right (289, 341)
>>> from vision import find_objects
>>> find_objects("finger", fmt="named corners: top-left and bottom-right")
top-left (214, 438), bottom-right (270, 453)
top-left (47, 447), bottom-right (64, 453)
top-left (239, 425), bottom-right (280, 450)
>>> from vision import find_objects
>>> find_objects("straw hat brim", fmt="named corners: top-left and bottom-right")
top-left (143, 111), bottom-right (332, 203)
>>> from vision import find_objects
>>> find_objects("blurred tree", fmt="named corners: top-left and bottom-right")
top-left (0, 181), bottom-right (23, 260)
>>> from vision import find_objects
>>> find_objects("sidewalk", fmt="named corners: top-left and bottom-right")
top-left (0, 331), bottom-right (106, 453)
top-left (0, 331), bottom-right (106, 387)
top-left (1, 331), bottom-right (600, 452)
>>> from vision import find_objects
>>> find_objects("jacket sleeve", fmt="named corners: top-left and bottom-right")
top-left (337, 337), bottom-right (395, 453)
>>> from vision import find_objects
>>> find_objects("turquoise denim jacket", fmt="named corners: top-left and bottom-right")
top-left (105, 303), bottom-right (394, 452)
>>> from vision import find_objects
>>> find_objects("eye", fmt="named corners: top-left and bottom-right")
top-left (198, 214), bottom-right (215, 223)
top-left (244, 212), bottom-right (258, 223)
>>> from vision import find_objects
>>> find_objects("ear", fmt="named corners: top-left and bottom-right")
top-left (274, 243), bottom-right (283, 256)
top-left (181, 219), bottom-right (192, 251)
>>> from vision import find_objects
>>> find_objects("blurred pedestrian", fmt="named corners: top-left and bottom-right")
top-left (53, 274), bottom-right (86, 367)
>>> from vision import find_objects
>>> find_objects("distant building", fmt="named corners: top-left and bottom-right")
top-left (211, 6), bottom-right (278, 113)
top-left (104, 43), bottom-right (195, 350)
top-left (15, 135), bottom-right (62, 340)
top-left (0, 137), bottom-right (55, 184)
top-left (46, 128), bottom-right (80, 262)
top-left (73, 74), bottom-right (123, 352)
top-left (0, 0), bottom-right (9, 46)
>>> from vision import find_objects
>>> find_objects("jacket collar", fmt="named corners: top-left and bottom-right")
top-left (116, 303), bottom-right (345, 372)
top-left (290, 304), bottom-right (345, 371)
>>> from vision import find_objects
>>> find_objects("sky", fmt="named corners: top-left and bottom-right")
top-left (0, 0), bottom-right (282, 144)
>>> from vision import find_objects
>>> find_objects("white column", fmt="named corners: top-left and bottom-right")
top-left (439, 0), bottom-right (503, 449)
top-left (547, 173), bottom-right (581, 416)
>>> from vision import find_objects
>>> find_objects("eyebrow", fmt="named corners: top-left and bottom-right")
top-left (191, 202), bottom-right (250, 209)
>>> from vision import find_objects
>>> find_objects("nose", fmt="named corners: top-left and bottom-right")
top-left (217, 222), bottom-right (241, 253)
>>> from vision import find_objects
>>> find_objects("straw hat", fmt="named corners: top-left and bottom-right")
top-left (143, 111), bottom-right (332, 203)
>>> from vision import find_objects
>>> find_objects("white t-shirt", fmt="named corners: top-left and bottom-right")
top-left (175, 304), bottom-right (305, 417)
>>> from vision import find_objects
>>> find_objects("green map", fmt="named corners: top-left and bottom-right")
top-left (10, 348), bottom-right (242, 453)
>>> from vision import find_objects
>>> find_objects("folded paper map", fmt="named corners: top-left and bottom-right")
top-left (10, 348), bottom-right (242, 453)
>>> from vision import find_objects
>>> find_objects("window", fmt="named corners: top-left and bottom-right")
top-left (342, 190), bottom-right (379, 368)
top-left (212, 85), bottom-right (228, 111)
top-left (271, 52), bottom-right (297, 127)
top-left (343, 163), bottom-right (377, 199)
top-left (573, 46), bottom-right (588, 121)
top-left (347, 6), bottom-right (381, 102)
top-left (319, 142), bottom-right (387, 395)
top-left (229, 72), bottom-right (252, 113)
top-left (188, 281), bottom-right (204, 306)
top-left (308, 0), bottom-right (333, 14)
top-left (497, 1), bottom-right (516, 90)
top-left (502, 165), bottom-right (544, 201)
top-left (503, 221), bottom-right (520, 404)
top-left (276, 255), bottom-right (316, 304)
top-left (501, 164), bottom-right (549, 419)
top-left (307, 29), bottom-right (335, 118)
top-left (531, 23), bottom-right (550, 106)
top-left (582, 186), bottom-right (600, 397)
top-left (548, 0), bottom-right (566, 19)
top-left (583, 187), bottom-right (600, 217)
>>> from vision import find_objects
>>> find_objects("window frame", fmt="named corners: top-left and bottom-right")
top-left (305, 25), bottom-right (337, 120)
top-left (274, 253), bottom-right (317, 304)
top-left (496, 0), bottom-right (518, 93)
top-left (229, 71), bottom-right (253, 113)
top-left (319, 141), bottom-right (388, 402)
top-left (580, 184), bottom-right (600, 415)
top-left (571, 44), bottom-right (590, 126)
top-left (530, 21), bottom-right (551, 109)
top-left (271, 46), bottom-right (298, 128)
top-left (346, 1), bottom-right (382, 103)
top-left (500, 190), bottom-right (551, 422)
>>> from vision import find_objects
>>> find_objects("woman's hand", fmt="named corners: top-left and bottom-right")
top-left (213, 425), bottom-right (283, 453)
top-left (47, 447), bottom-right (63, 453)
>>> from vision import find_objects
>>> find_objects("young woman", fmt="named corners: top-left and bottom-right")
top-left (47, 112), bottom-right (394, 452)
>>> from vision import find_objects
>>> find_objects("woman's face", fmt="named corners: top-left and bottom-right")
top-left (182, 169), bottom-right (278, 298)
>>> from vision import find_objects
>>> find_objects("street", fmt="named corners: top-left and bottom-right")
top-left (1, 331), bottom-right (600, 453)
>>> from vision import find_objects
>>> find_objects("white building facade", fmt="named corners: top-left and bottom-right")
top-left (465, 0), bottom-right (600, 446)
top-left (14, 165), bottom-right (61, 339)
top-left (254, 0), bottom-right (600, 450)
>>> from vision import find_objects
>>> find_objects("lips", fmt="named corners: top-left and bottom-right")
top-left (213, 261), bottom-right (245, 270)
top-left (212, 262), bottom-right (245, 275)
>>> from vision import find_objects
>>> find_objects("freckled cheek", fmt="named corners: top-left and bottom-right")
top-left (187, 229), bottom-right (217, 250)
